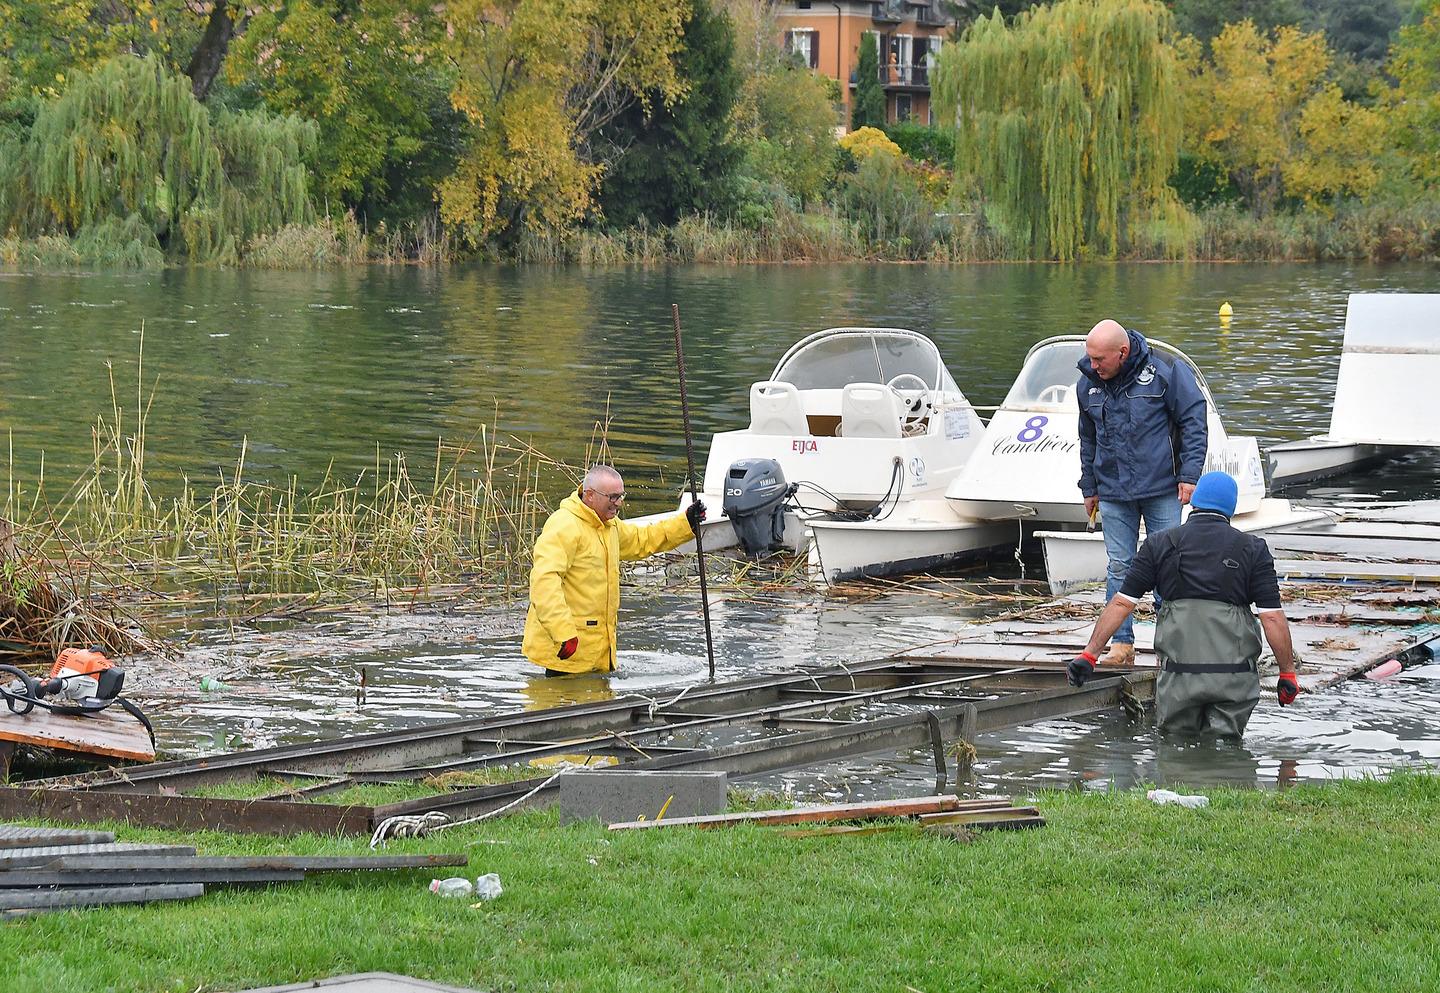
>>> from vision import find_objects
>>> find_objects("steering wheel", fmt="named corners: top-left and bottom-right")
top-left (885, 373), bottom-right (932, 428)
top-left (1036, 384), bottom-right (1073, 406)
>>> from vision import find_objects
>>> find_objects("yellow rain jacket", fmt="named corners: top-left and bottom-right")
top-left (522, 489), bottom-right (695, 674)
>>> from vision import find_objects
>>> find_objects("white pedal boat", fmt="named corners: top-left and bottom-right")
top-left (946, 335), bottom-right (1269, 523)
top-left (642, 327), bottom-right (1008, 577)
top-left (941, 335), bottom-right (1326, 593)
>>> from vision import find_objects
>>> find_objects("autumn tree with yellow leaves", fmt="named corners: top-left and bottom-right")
top-left (1178, 20), bottom-right (1384, 212)
top-left (437, 0), bottom-right (689, 246)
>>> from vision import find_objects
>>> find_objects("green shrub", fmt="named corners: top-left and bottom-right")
top-left (884, 122), bottom-right (956, 166)
top-left (838, 151), bottom-right (937, 257)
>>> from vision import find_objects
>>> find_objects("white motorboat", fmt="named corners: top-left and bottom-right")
top-left (1267, 293), bottom-right (1439, 486)
top-left (646, 327), bottom-right (1004, 577)
top-left (946, 335), bottom-right (1267, 523)
top-left (702, 325), bottom-right (987, 509)
top-left (817, 334), bottom-right (1325, 586)
top-left (656, 328), bottom-right (1325, 589)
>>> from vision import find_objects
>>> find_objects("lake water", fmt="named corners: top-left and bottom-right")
top-left (3, 261), bottom-right (1439, 794)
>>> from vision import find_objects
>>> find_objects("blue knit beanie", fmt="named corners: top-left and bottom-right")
top-left (1191, 471), bottom-right (1238, 518)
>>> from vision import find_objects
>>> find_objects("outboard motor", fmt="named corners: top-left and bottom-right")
top-left (722, 458), bottom-right (793, 558)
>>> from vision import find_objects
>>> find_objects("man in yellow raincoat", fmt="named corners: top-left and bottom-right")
top-left (523, 465), bottom-right (705, 675)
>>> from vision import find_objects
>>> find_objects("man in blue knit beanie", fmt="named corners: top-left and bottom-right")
top-left (1067, 472), bottom-right (1300, 737)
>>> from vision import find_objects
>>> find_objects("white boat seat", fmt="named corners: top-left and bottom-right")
top-left (1036, 384), bottom-right (1073, 406)
top-left (840, 383), bottom-right (904, 439)
top-left (749, 381), bottom-right (809, 436)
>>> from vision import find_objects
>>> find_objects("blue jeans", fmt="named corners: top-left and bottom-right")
top-left (1100, 495), bottom-right (1182, 645)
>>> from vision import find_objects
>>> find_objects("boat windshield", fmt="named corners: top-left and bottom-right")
top-left (1005, 340), bottom-right (1088, 405)
top-left (772, 330), bottom-right (959, 393)
top-left (1006, 336), bottom-right (1215, 406)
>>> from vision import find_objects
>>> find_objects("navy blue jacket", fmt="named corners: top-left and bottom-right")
top-left (1075, 330), bottom-right (1208, 501)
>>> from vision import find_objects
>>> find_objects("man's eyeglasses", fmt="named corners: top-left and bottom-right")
top-left (589, 489), bottom-right (626, 504)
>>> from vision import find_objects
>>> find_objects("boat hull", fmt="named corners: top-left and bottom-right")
top-left (1267, 438), bottom-right (1415, 487)
top-left (1036, 499), bottom-right (1332, 596)
top-left (806, 500), bottom-right (1015, 584)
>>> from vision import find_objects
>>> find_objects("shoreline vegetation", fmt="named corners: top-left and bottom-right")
top-left (4, 198), bottom-right (1440, 270)
top-left (3, 3), bottom-right (1440, 273)
top-left (0, 357), bottom-right (559, 657)
top-left (0, 355), bottom-right (814, 661)
top-left (3, 774), bottom-right (1439, 992)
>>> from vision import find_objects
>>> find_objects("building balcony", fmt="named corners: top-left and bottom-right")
top-left (870, 2), bottom-right (902, 24)
top-left (850, 63), bottom-right (930, 89)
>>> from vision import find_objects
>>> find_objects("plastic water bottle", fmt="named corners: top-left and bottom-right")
top-left (473, 873), bottom-right (503, 901)
top-left (199, 676), bottom-right (228, 692)
top-left (429, 877), bottom-right (473, 898)
top-left (1147, 788), bottom-right (1209, 809)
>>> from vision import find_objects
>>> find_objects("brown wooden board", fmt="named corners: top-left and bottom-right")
top-left (0, 786), bottom-right (373, 837)
top-left (0, 704), bottom-right (154, 762)
top-left (608, 794), bottom-right (969, 831)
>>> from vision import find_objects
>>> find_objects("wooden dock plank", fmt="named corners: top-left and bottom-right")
top-left (1263, 534), bottom-right (1440, 561)
top-left (0, 866), bottom-right (304, 887)
top-left (0, 704), bottom-right (154, 763)
top-left (44, 853), bottom-right (470, 872)
top-left (1274, 560), bottom-right (1440, 583)
top-left (1270, 522), bottom-right (1440, 541)
top-left (0, 842), bottom-right (195, 869)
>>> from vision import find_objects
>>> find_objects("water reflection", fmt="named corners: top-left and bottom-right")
top-left (521, 672), bottom-right (617, 712)
top-left (4, 262), bottom-right (1440, 508)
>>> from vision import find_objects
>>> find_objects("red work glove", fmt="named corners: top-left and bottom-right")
top-left (1277, 672), bottom-right (1299, 706)
top-left (1067, 651), bottom-right (1098, 687)
top-left (557, 637), bottom-right (578, 661)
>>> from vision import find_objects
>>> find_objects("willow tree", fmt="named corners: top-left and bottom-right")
top-left (932, 0), bottom-right (1185, 259)
top-left (9, 54), bottom-right (315, 261)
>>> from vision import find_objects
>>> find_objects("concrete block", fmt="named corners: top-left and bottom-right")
top-left (558, 769), bottom-right (727, 825)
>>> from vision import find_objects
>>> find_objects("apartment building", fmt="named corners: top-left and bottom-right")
top-left (775, 0), bottom-right (956, 127)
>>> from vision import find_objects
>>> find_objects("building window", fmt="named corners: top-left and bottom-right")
top-left (786, 29), bottom-right (820, 69)
top-left (896, 94), bottom-right (912, 123)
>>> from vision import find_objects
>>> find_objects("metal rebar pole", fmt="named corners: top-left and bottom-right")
top-left (671, 304), bottom-right (716, 681)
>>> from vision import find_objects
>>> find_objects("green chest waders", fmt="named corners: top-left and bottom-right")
top-left (1153, 598), bottom-right (1263, 737)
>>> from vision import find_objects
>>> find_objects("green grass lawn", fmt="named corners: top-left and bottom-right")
top-left (5, 774), bottom-right (1440, 992)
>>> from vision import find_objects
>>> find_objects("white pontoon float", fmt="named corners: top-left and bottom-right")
top-left (1267, 293), bottom-right (1440, 486)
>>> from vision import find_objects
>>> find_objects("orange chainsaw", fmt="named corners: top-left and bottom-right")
top-left (0, 648), bottom-right (153, 740)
